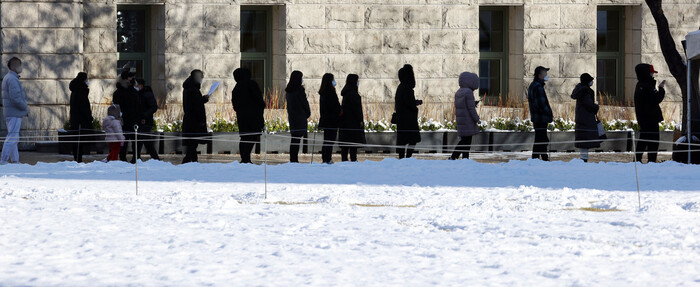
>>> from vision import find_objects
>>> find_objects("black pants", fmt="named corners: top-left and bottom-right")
top-left (290, 134), bottom-right (305, 163)
top-left (451, 136), bottom-right (472, 160)
top-left (532, 122), bottom-right (550, 161)
top-left (119, 133), bottom-right (136, 163)
top-left (72, 130), bottom-right (90, 163)
top-left (636, 126), bottom-right (660, 163)
top-left (322, 129), bottom-right (338, 163)
top-left (182, 144), bottom-right (199, 164)
top-left (239, 134), bottom-right (259, 164)
top-left (397, 145), bottom-right (415, 159)
top-left (341, 146), bottom-right (357, 162)
top-left (135, 129), bottom-right (159, 161)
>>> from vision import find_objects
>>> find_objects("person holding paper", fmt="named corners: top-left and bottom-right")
top-left (182, 70), bottom-right (210, 164)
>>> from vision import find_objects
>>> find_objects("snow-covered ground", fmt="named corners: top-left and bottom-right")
top-left (1, 159), bottom-right (699, 286)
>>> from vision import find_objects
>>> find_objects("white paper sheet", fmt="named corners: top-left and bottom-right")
top-left (207, 82), bottom-right (220, 96)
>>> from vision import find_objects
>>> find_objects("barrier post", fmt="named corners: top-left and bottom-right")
top-left (264, 128), bottom-right (268, 200)
top-left (134, 124), bottom-right (139, 196)
top-left (631, 130), bottom-right (641, 209)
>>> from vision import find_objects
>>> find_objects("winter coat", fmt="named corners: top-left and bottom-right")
top-left (455, 72), bottom-right (480, 137)
top-left (571, 83), bottom-right (601, 149)
top-left (137, 86), bottom-right (158, 129)
top-left (286, 86), bottom-right (311, 137)
top-left (182, 76), bottom-right (209, 145)
top-left (103, 115), bottom-right (125, 142)
top-left (69, 76), bottom-right (94, 131)
top-left (339, 85), bottom-right (366, 146)
top-left (395, 67), bottom-right (422, 145)
top-left (527, 79), bottom-right (554, 124)
top-left (634, 63), bottom-right (665, 129)
top-left (232, 69), bottom-right (265, 135)
top-left (1, 70), bottom-right (28, 118)
top-left (113, 81), bottom-right (140, 132)
top-left (319, 89), bottom-right (342, 130)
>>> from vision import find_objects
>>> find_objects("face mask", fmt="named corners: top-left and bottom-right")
top-left (332, 80), bottom-right (337, 87)
top-left (85, 80), bottom-right (89, 86)
top-left (544, 75), bottom-right (550, 81)
top-left (134, 86), bottom-right (140, 91)
top-left (301, 79), bottom-right (304, 84)
top-left (589, 81), bottom-right (594, 87)
top-left (356, 81), bottom-right (360, 87)
top-left (119, 112), bottom-right (123, 117)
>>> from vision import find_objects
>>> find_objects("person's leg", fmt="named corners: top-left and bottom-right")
top-left (119, 133), bottom-right (132, 162)
top-left (636, 129), bottom-right (650, 162)
top-left (182, 144), bottom-right (196, 163)
top-left (647, 129), bottom-right (660, 163)
top-left (350, 147), bottom-right (358, 162)
top-left (72, 132), bottom-right (81, 162)
top-left (341, 147), bottom-right (349, 162)
top-left (290, 136), bottom-right (301, 163)
top-left (461, 136), bottom-right (472, 159)
top-left (322, 129), bottom-right (336, 163)
top-left (107, 142), bottom-right (120, 161)
top-left (580, 148), bottom-right (589, 162)
top-left (406, 145), bottom-right (415, 158)
top-left (533, 123), bottom-right (549, 161)
top-left (240, 135), bottom-right (254, 163)
top-left (1, 117), bottom-right (21, 163)
top-left (144, 137), bottom-right (160, 161)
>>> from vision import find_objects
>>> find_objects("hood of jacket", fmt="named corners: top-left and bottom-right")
top-left (570, 83), bottom-right (591, 100)
top-left (398, 65), bottom-right (416, 89)
top-left (182, 76), bottom-right (201, 90)
top-left (458, 72), bottom-right (479, 91)
top-left (69, 78), bottom-right (88, 93)
top-left (635, 63), bottom-right (655, 83)
top-left (233, 68), bottom-right (252, 83)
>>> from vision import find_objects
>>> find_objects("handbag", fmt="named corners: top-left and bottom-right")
top-left (596, 116), bottom-right (607, 139)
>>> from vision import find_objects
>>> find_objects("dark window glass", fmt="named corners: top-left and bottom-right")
top-left (597, 10), bottom-right (620, 52)
top-left (596, 59), bottom-right (617, 97)
top-left (241, 10), bottom-right (268, 52)
top-left (241, 60), bottom-right (265, 88)
top-left (479, 60), bottom-right (501, 100)
top-left (117, 60), bottom-right (144, 79)
top-left (479, 10), bottom-right (504, 53)
top-left (117, 10), bottom-right (147, 53)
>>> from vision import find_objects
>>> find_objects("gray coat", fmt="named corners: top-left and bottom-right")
top-left (1, 71), bottom-right (28, 118)
top-left (455, 72), bottom-right (480, 137)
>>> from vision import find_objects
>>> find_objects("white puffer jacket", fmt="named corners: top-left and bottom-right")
top-left (103, 116), bottom-right (125, 142)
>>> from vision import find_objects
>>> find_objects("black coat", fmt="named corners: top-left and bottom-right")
top-left (395, 67), bottom-right (421, 145)
top-left (634, 64), bottom-right (665, 129)
top-left (571, 83), bottom-right (601, 149)
top-left (137, 86), bottom-right (158, 129)
top-left (339, 87), bottom-right (366, 145)
top-left (527, 79), bottom-right (554, 124)
top-left (286, 87), bottom-right (311, 137)
top-left (113, 82), bottom-right (140, 132)
top-left (232, 71), bottom-right (265, 135)
top-left (182, 76), bottom-right (209, 143)
top-left (319, 89), bottom-right (341, 130)
top-left (69, 78), bottom-right (93, 131)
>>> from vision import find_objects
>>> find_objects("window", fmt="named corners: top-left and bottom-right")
top-left (117, 6), bottom-right (150, 83)
top-left (479, 7), bottom-right (508, 105)
top-left (597, 7), bottom-right (625, 100)
top-left (241, 6), bottom-right (272, 91)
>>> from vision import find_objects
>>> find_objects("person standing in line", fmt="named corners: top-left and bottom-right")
top-left (571, 73), bottom-right (602, 163)
top-left (1, 57), bottom-right (28, 165)
top-left (318, 73), bottom-right (342, 164)
top-left (134, 78), bottom-right (160, 161)
top-left (338, 74), bottom-right (366, 162)
top-left (113, 70), bottom-right (138, 162)
top-left (232, 68), bottom-right (265, 164)
top-left (527, 66), bottom-right (554, 161)
top-left (103, 104), bottom-right (125, 162)
top-left (285, 70), bottom-right (310, 163)
top-left (450, 72), bottom-right (480, 160)
top-left (182, 70), bottom-right (210, 164)
top-left (394, 64), bottom-right (422, 159)
top-left (69, 72), bottom-right (94, 163)
top-left (634, 63), bottom-right (666, 163)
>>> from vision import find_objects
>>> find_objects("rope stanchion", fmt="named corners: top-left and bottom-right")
top-left (263, 127), bottom-right (268, 200)
top-left (631, 130), bottom-right (641, 209)
top-left (134, 124), bottom-right (139, 196)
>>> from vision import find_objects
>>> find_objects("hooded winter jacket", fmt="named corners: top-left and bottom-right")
top-left (455, 72), bottom-right (480, 137)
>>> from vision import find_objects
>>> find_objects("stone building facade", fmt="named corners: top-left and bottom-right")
top-left (0, 0), bottom-right (699, 139)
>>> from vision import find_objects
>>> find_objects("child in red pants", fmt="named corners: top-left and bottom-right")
top-left (103, 104), bottom-right (125, 162)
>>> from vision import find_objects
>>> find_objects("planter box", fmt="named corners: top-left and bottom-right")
top-left (415, 131), bottom-right (444, 153)
top-left (364, 132), bottom-right (395, 153)
top-left (491, 131), bottom-right (535, 152)
top-left (158, 132), bottom-right (211, 155)
top-left (549, 132), bottom-right (576, 152)
top-left (631, 131), bottom-right (674, 152)
top-left (58, 130), bottom-right (107, 155)
top-left (596, 131), bottom-right (630, 152)
top-left (211, 132), bottom-right (240, 155)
